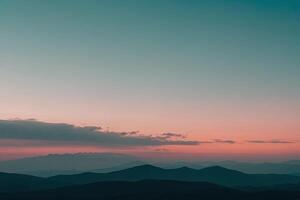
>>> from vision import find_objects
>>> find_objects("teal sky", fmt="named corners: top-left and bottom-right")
top-left (0, 0), bottom-right (299, 159)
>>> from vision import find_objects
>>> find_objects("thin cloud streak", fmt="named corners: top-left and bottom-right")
top-left (214, 139), bottom-right (236, 144)
top-left (247, 140), bottom-right (295, 144)
top-left (161, 132), bottom-right (186, 139)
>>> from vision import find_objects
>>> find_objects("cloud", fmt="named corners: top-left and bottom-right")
top-left (0, 119), bottom-right (199, 147)
top-left (161, 132), bottom-right (186, 139)
top-left (247, 140), bottom-right (294, 144)
top-left (153, 148), bottom-right (169, 152)
top-left (119, 131), bottom-right (140, 136)
top-left (214, 139), bottom-right (236, 144)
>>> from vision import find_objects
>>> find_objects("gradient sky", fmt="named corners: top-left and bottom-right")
top-left (0, 0), bottom-right (299, 161)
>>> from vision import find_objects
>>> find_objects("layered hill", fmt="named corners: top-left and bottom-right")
top-left (1, 164), bottom-right (300, 194)
top-left (1, 180), bottom-right (300, 200)
top-left (48, 164), bottom-right (300, 187)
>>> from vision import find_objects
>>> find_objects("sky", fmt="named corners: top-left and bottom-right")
top-left (0, 0), bottom-right (299, 161)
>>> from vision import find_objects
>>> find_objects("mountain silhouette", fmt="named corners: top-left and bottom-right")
top-left (199, 160), bottom-right (300, 174)
top-left (0, 153), bottom-right (140, 177)
top-left (0, 172), bottom-right (61, 193)
top-left (1, 165), bottom-right (300, 194)
top-left (1, 154), bottom-right (299, 176)
top-left (48, 164), bottom-right (300, 187)
top-left (1, 180), bottom-right (300, 200)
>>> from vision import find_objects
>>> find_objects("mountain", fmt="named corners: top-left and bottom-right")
top-left (293, 173), bottom-right (300, 176)
top-left (0, 172), bottom-right (62, 193)
top-left (1, 180), bottom-right (300, 200)
top-left (48, 165), bottom-right (300, 187)
top-left (0, 165), bottom-right (300, 195)
top-left (188, 160), bottom-right (300, 174)
top-left (152, 160), bottom-right (300, 175)
top-left (0, 153), bottom-right (141, 177)
top-left (1, 153), bottom-right (299, 176)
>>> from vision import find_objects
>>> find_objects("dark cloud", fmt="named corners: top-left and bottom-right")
top-left (247, 140), bottom-right (294, 144)
top-left (83, 126), bottom-right (103, 131)
top-left (214, 139), bottom-right (236, 144)
top-left (119, 131), bottom-right (140, 136)
top-left (0, 119), bottom-right (199, 147)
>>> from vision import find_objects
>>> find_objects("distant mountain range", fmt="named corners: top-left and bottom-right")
top-left (155, 160), bottom-right (300, 175)
top-left (1, 164), bottom-right (300, 194)
top-left (195, 160), bottom-right (300, 175)
top-left (47, 164), bottom-right (300, 187)
top-left (0, 153), bottom-right (299, 177)
top-left (1, 164), bottom-right (300, 199)
top-left (0, 153), bottom-right (143, 176)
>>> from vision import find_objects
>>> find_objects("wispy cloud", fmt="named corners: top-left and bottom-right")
top-left (247, 140), bottom-right (294, 144)
top-left (161, 132), bottom-right (186, 139)
top-left (214, 139), bottom-right (236, 144)
top-left (0, 119), bottom-right (199, 147)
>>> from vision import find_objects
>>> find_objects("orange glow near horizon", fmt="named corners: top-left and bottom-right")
top-left (0, 97), bottom-right (299, 161)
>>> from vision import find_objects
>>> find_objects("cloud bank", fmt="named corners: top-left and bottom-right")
top-left (0, 119), bottom-right (199, 147)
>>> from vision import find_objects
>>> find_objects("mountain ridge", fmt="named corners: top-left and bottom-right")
top-left (1, 153), bottom-right (299, 176)
top-left (1, 164), bottom-right (300, 194)
top-left (47, 164), bottom-right (300, 187)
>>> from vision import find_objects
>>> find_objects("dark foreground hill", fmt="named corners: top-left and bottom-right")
top-left (48, 164), bottom-right (300, 187)
top-left (1, 180), bottom-right (300, 200)
top-left (0, 172), bottom-right (62, 193)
